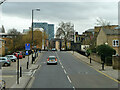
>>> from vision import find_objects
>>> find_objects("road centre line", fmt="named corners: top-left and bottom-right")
top-left (62, 66), bottom-right (64, 69)
top-left (64, 69), bottom-right (67, 74)
top-left (55, 52), bottom-right (76, 88)
top-left (67, 75), bottom-right (72, 83)
top-left (73, 86), bottom-right (75, 90)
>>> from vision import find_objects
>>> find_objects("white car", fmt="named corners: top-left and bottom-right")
top-left (0, 57), bottom-right (11, 66)
top-left (51, 48), bottom-right (57, 51)
top-left (6, 55), bottom-right (17, 62)
top-left (47, 56), bottom-right (57, 65)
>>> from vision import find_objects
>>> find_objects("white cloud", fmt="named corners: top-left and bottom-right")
top-left (2, 14), bottom-right (31, 32)
top-left (1, 2), bottom-right (118, 34)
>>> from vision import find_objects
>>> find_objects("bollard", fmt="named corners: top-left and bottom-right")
top-left (90, 57), bottom-right (91, 63)
top-left (102, 62), bottom-right (104, 70)
top-left (37, 53), bottom-right (38, 57)
top-left (20, 66), bottom-right (22, 77)
top-left (27, 62), bottom-right (29, 69)
top-left (17, 54), bottom-right (19, 84)
top-left (32, 53), bottom-right (33, 64)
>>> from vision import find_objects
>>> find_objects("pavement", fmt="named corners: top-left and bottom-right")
top-left (68, 51), bottom-right (119, 83)
top-left (1, 51), bottom-right (42, 88)
top-left (30, 51), bottom-right (119, 89)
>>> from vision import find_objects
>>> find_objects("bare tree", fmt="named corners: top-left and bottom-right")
top-left (56, 21), bottom-right (74, 50)
top-left (96, 17), bottom-right (110, 26)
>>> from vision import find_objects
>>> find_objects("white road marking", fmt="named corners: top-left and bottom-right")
top-left (55, 52), bottom-right (73, 85)
top-left (62, 66), bottom-right (64, 69)
top-left (31, 70), bottom-right (36, 77)
top-left (73, 86), bottom-right (75, 90)
top-left (64, 69), bottom-right (67, 74)
top-left (67, 75), bottom-right (72, 83)
top-left (30, 69), bottom-right (32, 72)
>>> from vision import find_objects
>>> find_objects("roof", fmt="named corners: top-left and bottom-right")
top-left (85, 29), bottom-right (94, 33)
top-left (49, 56), bottom-right (56, 58)
top-left (103, 29), bottom-right (120, 35)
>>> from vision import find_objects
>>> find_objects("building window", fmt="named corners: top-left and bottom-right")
top-left (113, 40), bottom-right (119, 47)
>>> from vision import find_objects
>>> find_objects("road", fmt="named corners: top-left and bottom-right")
top-left (30, 51), bottom-right (119, 89)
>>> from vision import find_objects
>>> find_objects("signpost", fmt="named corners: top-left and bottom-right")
top-left (25, 43), bottom-right (30, 50)
top-left (25, 43), bottom-right (30, 69)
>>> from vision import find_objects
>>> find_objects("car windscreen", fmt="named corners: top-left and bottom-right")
top-left (49, 58), bottom-right (55, 60)
top-left (0, 58), bottom-right (6, 60)
top-left (6, 56), bottom-right (13, 58)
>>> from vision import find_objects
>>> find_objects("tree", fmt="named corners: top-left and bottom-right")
top-left (56, 21), bottom-right (74, 50)
top-left (7, 28), bottom-right (21, 52)
top-left (96, 17), bottom-right (110, 27)
top-left (96, 44), bottom-right (116, 63)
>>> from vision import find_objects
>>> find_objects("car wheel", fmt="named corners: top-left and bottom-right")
top-left (11, 59), bottom-right (15, 62)
top-left (47, 63), bottom-right (49, 65)
top-left (7, 64), bottom-right (10, 66)
top-left (4, 63), bottom-right (8, 67)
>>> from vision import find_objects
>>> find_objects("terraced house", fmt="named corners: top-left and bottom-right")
top-left (97, 28), bottom-right (120, 56)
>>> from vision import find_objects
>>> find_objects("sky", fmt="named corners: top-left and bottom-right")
top-left (0, 0), bottom-right (118, 34)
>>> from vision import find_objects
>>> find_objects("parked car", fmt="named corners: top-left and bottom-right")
top-left (13, 53), bottom-right (23, 59)
top-left (0, 80), bottom-right (6, 89)
top-left (18, 51), bottom-right (25, 58)
top-left (47, 56), bottom-right (57, 65)
top-left (0, 57), bottom-right (11, 66)
top-left (5, 55), bottom-right (17, 62)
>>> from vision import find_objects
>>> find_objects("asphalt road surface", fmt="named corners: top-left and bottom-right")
top-left (31, 51), bottom-right (119, 89)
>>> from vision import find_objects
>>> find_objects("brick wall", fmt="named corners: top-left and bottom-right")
top-left (90, 53), bottom-right (101, 63)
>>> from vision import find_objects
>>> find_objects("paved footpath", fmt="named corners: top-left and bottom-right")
top-left (68, 51), bottom-right (119, 84)
top-left (1, 51), bottom-right (42, 88)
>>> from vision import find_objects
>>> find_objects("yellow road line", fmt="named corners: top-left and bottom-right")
top-left (0, 75), bottom-right (14, 78)
top-left (93, 67), bottom-right (120, 84)
top-left (70, 52), bottom-right (120, 84)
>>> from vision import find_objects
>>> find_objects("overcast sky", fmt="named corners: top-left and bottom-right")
top-left (1, 0), bottom-right (118, 34)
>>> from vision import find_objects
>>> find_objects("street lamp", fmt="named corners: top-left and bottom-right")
top-left (0, 0), bottom-right (6, 5)
top-left (31, 8), bottom-right (40, 64)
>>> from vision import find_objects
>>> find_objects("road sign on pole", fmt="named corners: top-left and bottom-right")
top-left (26, 51), bottom-right (29, 55)
top-left (25, 43), bottom-right (30, 50)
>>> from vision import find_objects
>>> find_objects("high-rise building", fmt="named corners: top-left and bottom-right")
top-left (33, 22), bottom-right (54, 40)
top-left (48, 24), bottom-right (54, 40)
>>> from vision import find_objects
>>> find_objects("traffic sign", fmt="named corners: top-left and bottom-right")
top-left (25, 43), bottom-right (30, 50)
top-left (26, 51), bottom-right (29, 55)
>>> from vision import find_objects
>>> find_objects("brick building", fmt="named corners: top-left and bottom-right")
top-left (97, 28), bottom-right (120, 55)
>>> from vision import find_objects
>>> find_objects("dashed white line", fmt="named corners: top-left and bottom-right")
top-left (67, 75), bottom-right (72, 83)
top-left (62, 65), bottom-right (64, 69)
top-left (73, 86), bottom-right (75, 90)
top-left (60, 62), bottom-right (62, 65)
top-left (64, 69), bottom-right (67, 74)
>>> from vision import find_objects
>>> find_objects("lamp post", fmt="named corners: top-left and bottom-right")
top-left (0, 0), bottom-right (6, 5)
top-left (31, 8), bottom-right (40, 64)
